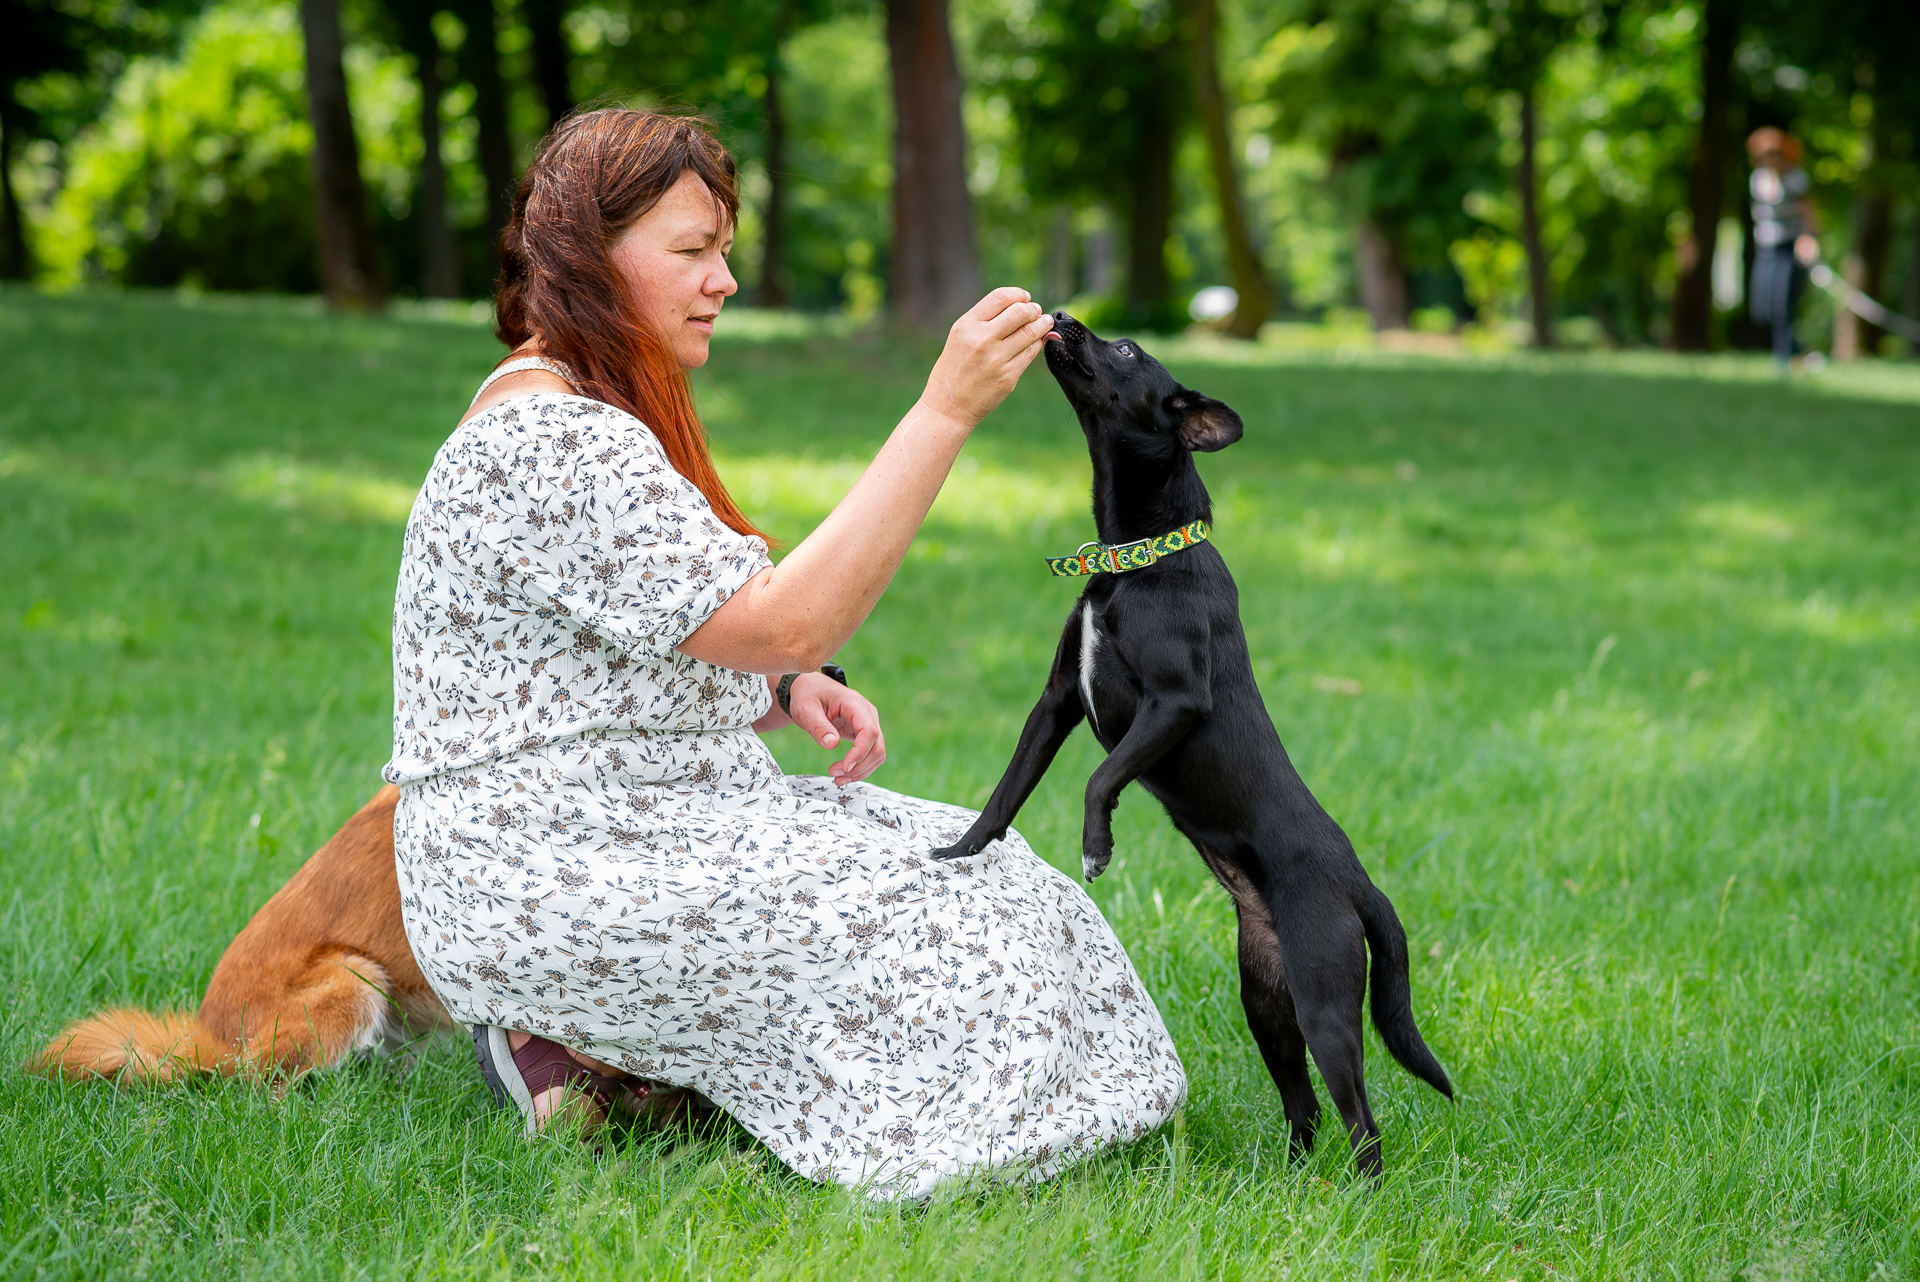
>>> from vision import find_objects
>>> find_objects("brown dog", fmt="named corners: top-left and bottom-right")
top-left (29, 786), bottom-right (451, 1082)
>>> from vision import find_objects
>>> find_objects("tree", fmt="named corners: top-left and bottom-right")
top-left (1257, 0), bottom-right (1500, 330)
top-left (886, 0), bottom-right (979, 328)
top-left (1478, 0), bottom-right (1585, 349)
top-left (760, 17), bottom-right (793, 307)
top-left (1, 0), bottom-right (136, 279)
top-left (1181, 0), bottom-right (1271, 337)
top-left (991, 0), bottom-right (1184, 325)
top-left (453, 0), bottom-right (515, 276)
top-left (299, 0), bottom-right (385, 308)
top-left (386, 0), bottom-right (460, 297)
top-left (1668, 0), bottom-right (1736, 351)
top-left (1534, 5), bottom-right (1698, 345)
top-left (1832, 88), bottom-right (1895, 360)
top-left (523, 0), bottom-right (574, 126)
top-left (594, 0), bottom-right (836, 307)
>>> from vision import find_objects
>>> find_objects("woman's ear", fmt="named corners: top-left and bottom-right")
top-left (1163, 387), bottom-right (1245, 452)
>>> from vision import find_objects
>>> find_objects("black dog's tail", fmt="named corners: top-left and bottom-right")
top-left (1358, 885), bottom-right (1454, 1098)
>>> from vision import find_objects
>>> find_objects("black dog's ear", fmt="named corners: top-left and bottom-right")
top-left (1164, 387), bottom-right (1244, 452)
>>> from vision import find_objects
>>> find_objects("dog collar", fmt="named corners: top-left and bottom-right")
top-left (1046, 519), bottom-right (1211, 577)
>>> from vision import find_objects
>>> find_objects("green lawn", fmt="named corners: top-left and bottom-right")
top-left (2, 287), bottom-right (1917, 1280)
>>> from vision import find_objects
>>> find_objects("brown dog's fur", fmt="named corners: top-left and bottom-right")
top-left (29, 786), bottom-right (450, 1082)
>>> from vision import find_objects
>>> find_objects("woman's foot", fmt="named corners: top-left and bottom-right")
top-left (471, 1025), bottom-right (642, 1136)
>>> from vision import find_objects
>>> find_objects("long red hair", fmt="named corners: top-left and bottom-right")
top-left (494, 109), bottom-right (764, 541)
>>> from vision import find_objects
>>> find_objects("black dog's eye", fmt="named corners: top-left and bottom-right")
top-left (1115, 344), bottom-right (1135, 358)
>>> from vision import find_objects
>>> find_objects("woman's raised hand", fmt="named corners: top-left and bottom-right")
top-left (680, 292), bottom-right (1053, 677)
top-left (922, 288), bottom-right (1056, 428)
top-left (786, 674), bottom-right (886, 786)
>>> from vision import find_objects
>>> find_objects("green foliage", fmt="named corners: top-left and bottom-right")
top-left (5, 289), bottom-right (1920, 1278)
top-left (563, 1), bottom-right (888, 310)
top-left (39, 0), bottom-right (316, 290)
top-left (35, 0), bottom-right (420, 294)
top-left (5, 0), bottom-right (1915, 342)
top-left (1250, 0), bottom-right (1503, 273)
top-left (983, 0), bottom-right (1181, 208)
top-left (770, 12), bottom-right (894, 312)
top-left (1528, 16), bottom-right (1700, 342)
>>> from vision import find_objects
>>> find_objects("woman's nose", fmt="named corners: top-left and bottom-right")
top-left (710, 256), bottom-right (738, 299)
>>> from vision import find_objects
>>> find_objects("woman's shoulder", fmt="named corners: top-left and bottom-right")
top-left (445, 394), bottom-right (666, 470)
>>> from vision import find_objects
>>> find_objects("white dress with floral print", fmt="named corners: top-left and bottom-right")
top-left (387, 392), bottom-right (1185, 1198)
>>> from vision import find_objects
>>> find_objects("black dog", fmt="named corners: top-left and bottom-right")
top-left (933, 313), bottom-right (1453, 1175)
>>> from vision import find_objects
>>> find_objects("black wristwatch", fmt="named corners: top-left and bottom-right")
top-left (776, 663), bottom-right (848, 716)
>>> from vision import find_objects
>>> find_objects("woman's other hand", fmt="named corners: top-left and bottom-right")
top-left (755, 674), bottom-right (886, 786)
top-left (922, 288), bottom-right (1057, 427)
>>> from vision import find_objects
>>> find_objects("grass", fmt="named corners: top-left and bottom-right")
top-left (1, 286), bottom-right (1917, 1280)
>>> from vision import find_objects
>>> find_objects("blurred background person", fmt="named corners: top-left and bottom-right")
top-left (1747, 127), bottom-right (1821, 371)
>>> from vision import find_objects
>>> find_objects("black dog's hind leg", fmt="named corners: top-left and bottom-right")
top-left (932, 612), bottom-right (1087, 861)
top-left (1275, 888), bottom-right (1382, 1176)
top-left (1200, 849), bottom-right (1321, 1158)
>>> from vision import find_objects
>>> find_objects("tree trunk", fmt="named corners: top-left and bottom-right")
top-left (1183, 0), bottom-right (1270, 339)
top-left (400, 1), bottom-right (460, 298)
top-left (1834, 191), bottom-right (1893, 360)
top-left (1517, 84), bottom-right (1554, 348)
top-left (1833, 106), bottom-right (1893, 360)
top-left (523, 0), bottom-right (573, 127)
top-left (1669, 0), bottom-right (1736, 351)
top-left (0, 110), bottom-right (30, 281)
top-left (1085, 217), bottom-right (1114, 296)
top-left (456, 0), bottom-right (516, 279)
top-left (759, 45), bottom-right (790, 309)
top-left (299, 0), bottom-right (385, 309)
top-left (1905, 202), bottom-right (1920, 359)
top-left (885, 0), bottom-right (980, 330)
top-left (1046, 205), bottom-right (1075, 307)
top-left (1355, 219), bottom-right (1409, 330)
top-left (1125, 107), bottom-right (1174, 311)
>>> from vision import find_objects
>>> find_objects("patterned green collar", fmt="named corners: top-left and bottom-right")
top-left (1046, 518), bottom-right (1211, 577)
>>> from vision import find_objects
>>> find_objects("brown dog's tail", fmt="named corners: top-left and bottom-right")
top-left (27, 1008), bottom-right (237, 1083)
top-left (1358, 886), bottom-right (1454, 1098)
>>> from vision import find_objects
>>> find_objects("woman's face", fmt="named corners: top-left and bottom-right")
top-left (610, 170), bottom-right (738, 369)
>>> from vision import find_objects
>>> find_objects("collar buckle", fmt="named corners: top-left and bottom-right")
top-left (1101, 536), bottom-right (1158, 573)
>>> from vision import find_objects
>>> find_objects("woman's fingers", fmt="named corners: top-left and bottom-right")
top-left (786, 680), bottom-right (844, 750)
top-left (824, 694), bottom-right (884, 782)
top-left (980, 298), bottom-right (1046, 342)
top-left (830, 722), bottom-right (885, 784)
top-left (787, 675), bottom-right (886, 784)
top-left (960, 286), bottom-right (1033, 326)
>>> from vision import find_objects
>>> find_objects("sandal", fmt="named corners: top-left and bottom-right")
top-left (471, 1025), bottom-right (651, 1135)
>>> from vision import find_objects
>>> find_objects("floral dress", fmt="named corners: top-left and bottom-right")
top-left (386, 388), bottom-right (1185, 1198)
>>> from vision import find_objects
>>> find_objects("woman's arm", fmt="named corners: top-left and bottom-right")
top-left (677, 288), bottom-right (1053, 675)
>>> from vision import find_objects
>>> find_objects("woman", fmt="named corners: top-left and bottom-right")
top-left (386, 109), bottom-right (1184, 1199)
top-left (1746, 126), bottom-right (1819, 370)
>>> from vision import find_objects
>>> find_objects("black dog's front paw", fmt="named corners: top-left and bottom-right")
top-left (1081, 831), bottom-right (1113, 882)
top-left (932, 827), bottom-right (1004, 861)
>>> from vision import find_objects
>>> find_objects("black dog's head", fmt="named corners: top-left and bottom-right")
top-left (1043, 312), bottom-right (1243, 458)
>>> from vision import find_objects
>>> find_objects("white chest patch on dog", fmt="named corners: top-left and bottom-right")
top-left (1079, 606), bottom-right (1102, 737)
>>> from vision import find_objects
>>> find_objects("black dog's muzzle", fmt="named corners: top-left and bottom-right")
top-left (1045, 312), bottom-right (1096, 377)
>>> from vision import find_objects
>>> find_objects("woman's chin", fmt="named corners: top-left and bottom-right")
top-left (678, 335), bottom-right (712, 369)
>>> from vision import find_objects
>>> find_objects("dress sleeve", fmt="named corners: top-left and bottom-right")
top-left (472, 397), bottom-right (769, 657)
